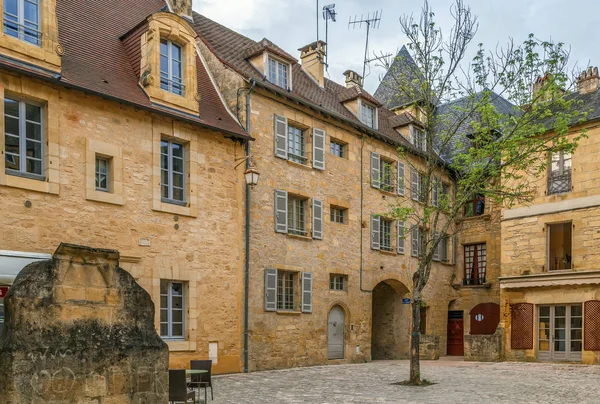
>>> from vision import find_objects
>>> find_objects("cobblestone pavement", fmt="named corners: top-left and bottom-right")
top-left (210, 359), bottom-right (600, 404)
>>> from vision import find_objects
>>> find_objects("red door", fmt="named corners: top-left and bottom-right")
top-left (447, 311), bottom-right (464, 356)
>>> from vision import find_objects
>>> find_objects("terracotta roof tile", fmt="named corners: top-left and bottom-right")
top-left (243, 38), bottom-right (298, 64)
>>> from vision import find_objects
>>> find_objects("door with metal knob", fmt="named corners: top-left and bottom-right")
top-left (328, 306), bottom-right (345, 359)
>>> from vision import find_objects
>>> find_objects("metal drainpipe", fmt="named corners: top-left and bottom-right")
top-left (243, 79), bottom-right (256, 373)
top-left (359, 135), bottom-right (370, 293)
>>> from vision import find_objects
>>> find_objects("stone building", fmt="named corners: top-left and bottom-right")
top-left (500, 68), bottom-right (600, 364)
top-left (0, 0), bottom-right (250, 374)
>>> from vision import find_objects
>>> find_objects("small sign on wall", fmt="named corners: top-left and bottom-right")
top-left (0, 287), bottom-right (8, 298)
top-left (402, 298), bottom-right (411, 304)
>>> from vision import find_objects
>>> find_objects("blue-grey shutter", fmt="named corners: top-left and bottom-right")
top-left (274, 115), bottom-right (288, 159)
top-left (433, 232), bottom-right (440, 261)
top-left (409, 125), bottom-right (415, 146)
top-left (371, 214), bottom-right (380, 250)
top-left (411, 226), bottom-right (419, 257)
top-left (301, 272), bottom-right (313, 313)
top-left (397, 221), bottom-right (405, 254)
top-left (312, 128), bottom-right (326, 170)
top-left (312, 199), bottom-right (323, 239)
top-left (397, 162), bottom-right (405, 196)
top-left (274, 189), bottom-right (288, 233)
top-left (411, 168), bottom-right (419, 201)
top-left (264, 268), bottom-right (277, 311)
top-left (432, 179), bottom-right (439, 207)
top-left (370, 152), bottom-right (381, 189)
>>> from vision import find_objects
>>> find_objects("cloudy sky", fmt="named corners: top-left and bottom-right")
top-left (194, 0), bottom-right (598, 93)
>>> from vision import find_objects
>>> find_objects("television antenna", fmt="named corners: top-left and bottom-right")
top-left (322, 4), bottom-right (337, 71)
top-left (348, 10), bottom-right (384, 84)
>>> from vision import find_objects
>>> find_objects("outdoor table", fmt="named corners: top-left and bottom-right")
top-left (185, 369), bottom-right (208, 375)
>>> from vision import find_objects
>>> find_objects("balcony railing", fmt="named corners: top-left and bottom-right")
top-left (548, 172), bottom-right (571, 195)
top-left (160, 77), bottom-right (186, 96)
top-left (463, 275), bottom-right (486, 286)
top-left (3, 16), bottom-right (42, 46)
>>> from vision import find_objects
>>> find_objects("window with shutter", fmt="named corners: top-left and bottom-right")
top-left (397, 221), bottom-right (405, 254)
top-left (432, 179), bottom-right (439, 207)
top-left (433, 232), bottom-right (440, 261)
top-left (274, 115), bottom-right (288, 159)
top-left (411, 226), bottom-right (420, 257)
top-left (371, 214), bottom-right (380, 250)
top-left (312, 199), bottom-right (323, 239)
top-left (301, 272), bottom-right (313, 313)
top-left (264, 268), bottom-right (278, 311)
top-left (370, 152), bottom-right (381, 189)
top-left (312, 128), bottom-right (326, 170)
top-left (397, 162), bottom-right (405, 196)
top-left (410, 168), bottom-right (420, 201)
top-left (274, 189), bottom-right (288, 233)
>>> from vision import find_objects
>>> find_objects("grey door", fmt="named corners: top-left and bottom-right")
top-left (538, 304), bottom-right (582, 361)
top-left (328, 306), bottom-right (345, 359)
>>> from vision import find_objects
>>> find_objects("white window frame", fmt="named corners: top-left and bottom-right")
top-left (330, 139), bottom-right (345, 158)
top-left (288, 196), bottom-right (307, 236)
top-left (287, 124), bottom-right (306, 164)
top-left (329, 274), bottom-right (346, 291)
top-left (277, 270), bottom-right (295, 310)
top-left (267, 56), bottom-right (290, 89)
top-left (380, 218), bottom-right (393, 252)
top-left (160, 139), bottom-right (186, 205)
top-left (358, 99), bottom-right (377, 129)
top-left (95, 156), bottom-right (110, 192)
top-left (410, 125), bottom-right (427, 152)
top-left (3, 0), bottom-right (41, 46)
top-left (548, 150), bottom-right (572, 195)
top-left (160, 280), bottom-right (185, 340)
top-left (160, 39), bottom-right (185, 95)
top-left (330, 206), bottom-right (346, 224)
top-left (4, 97), bottom-right (44, 179)
top-left (380, 159), bottom-right (395, 193)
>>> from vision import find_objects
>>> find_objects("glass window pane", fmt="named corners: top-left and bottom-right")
top-left (539, 306), bottom-right (550, 317)
top-left (571, 317), bottom-right (582, 329)
top-left (160, 296), bottom-right (168, 309)
top-left (172, 158), bottom-right (184, 173)
top-left (171, 297), bottom-right (183, 310)
top-left (26, 158), bottom-right (42, 175)
top-left (571, 329), bottom-right (582, 341)
top-left (161, 170), bottom-right (169, 186)
top-left (160, 280), bottom-right (168, 294)
top-left (5, 134), bottom-right (19, 155)
top-left (571, 341), bottom-right (582, 352)
top-left (555, 317), bottom-right (565, 329)
top-left (172, 323), bottom-right (183, 337)
top-left (161, 154), bottom-right (169, 170)
top-left (555, 306), bottom-right (566, 317)
top-left (161, 141), bottom-right (168, 155)
top-left (171, 283), bottom-right (183, 296)
top-left (5, 0), bottom-right (17, 15)
top-left (173, 173), bottom-right (184, 188)
top-left (571, 305), bottom-right (582, 317)
top-left (173, 187), bottom-right (184, 202)
top-left (554, 329), bottom-right (566, 340)
top-left (25, 122), bottom-right (41, 141)
top-left (171, 43), bottom-right (181, 61)
top-left (160, 40), bottom-right (168, 56)
top-left (161, 185), bottom-right (169, 199)
top-left (172, 310), bottom-right (183, 323)
top-left (5, 116), bottom-right (19, 136)
top-left (160, 310), bottom-right (168, 322)
top-left (554, 340), bottom-right (566, 351)
top-left (24, 1), bottom-right (39, 24)
top-left (160, 55), bottom-right (169, 75)
top-left (160, 324), bottom-right (168, 336)
top-left (171, 143), bottom-right (184, 158)
top-left (4, 98), bottom-right (19, 117)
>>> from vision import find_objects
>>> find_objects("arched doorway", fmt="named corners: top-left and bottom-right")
top-left (328, 306), bottom-right (345, 359)
top-left (371, 279), bottom-right (410, 360)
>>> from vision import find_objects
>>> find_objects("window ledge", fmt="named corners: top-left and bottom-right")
top-left (287, 233), bottom-right (312, 241)
top-left (379, 250), bottom-right (397, 256)
top-left (452, 283), bottom-right (492, 290)
top-left (456, 214), bottom-right (491, 223)
top-left (164, 339), bottom-right (197, 352)
top-left (329, 289), bottom-right (348, 293)
top-left (439, 261), bottom-right (454, 267)
top-left (378, 188), bottom-right (398, 197)
top-left (286, 159), bottom-right (313, 170)
top-left (276, 310), bottom-right (302, 316)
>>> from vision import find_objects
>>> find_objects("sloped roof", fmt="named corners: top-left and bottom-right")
top-left (0, 0), bottom-right (248, 139)
top-left (192, 12), bottom-right (414, 149)
top-left (244, 38), bottom-right (297, 64)
top-left (374, 46), bottom-right (425, 110)
top-left (337, 85), bottom-right (383, 107)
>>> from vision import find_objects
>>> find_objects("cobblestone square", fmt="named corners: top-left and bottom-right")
top-left (211, 359), bottom-right (600, 404)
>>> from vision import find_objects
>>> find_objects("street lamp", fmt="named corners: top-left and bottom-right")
top-left (244, 165), bottom-right (260, 189)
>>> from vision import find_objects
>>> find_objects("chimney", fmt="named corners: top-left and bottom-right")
top-left (298, 40), bottom-right (326, 87)
top-left (344, 70), bottom-right (363, 88)
top-left (577, 66), bottom-right (599, 94)
top-left (168, 0), bottom-right (192, 19)
top-left (532, 73), bottom-right (552, 103)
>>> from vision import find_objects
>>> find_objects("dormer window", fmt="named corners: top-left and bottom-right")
top-left (160, 39), bottom-right (184, 96)
top-left (268, 57), bottom-right (289, 89)
top-left (410, 125), bottom-right (426, 152)
top-left (3, 0), bottom-right (41, 46)
top-left (359, 101), bottom-right (376, 128)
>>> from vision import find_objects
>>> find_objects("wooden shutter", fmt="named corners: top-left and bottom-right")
top-left (397, 221), bottom-right (405, 254)
top-left (432, 179), bottom-right (439, 207)
top-left (584, 300), bottom-right (600, 351)
top-left (409, 125), bottom-right (415, 146)
top-left (410, 168), bottom-right (419, 201)
top-left (370, 152), bottom-right (381, 189)
top-left (312, 128), bottom-right (326, 170)
top-left (371, 214), bottom-right (380, 250)
top-left (510, 303), bottom-right (534, 349)
top-left (274, 115), bottom-right (288, 159)
top-left (312, 199), bottom-right (323, 240)
top-left (411, 226), bottom-right (419, 257)
top-left (264, 268), bottom-right (277, 311)
top-left (301, 272), bottom-right (313, 313)
top-left (274, 189), bottom-right (288, 233)
top-left (433, 232), bottom-right (440, 261)
top-left (397, 162), bottom-right (405, 196)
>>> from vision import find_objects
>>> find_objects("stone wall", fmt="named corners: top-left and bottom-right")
top-left (0, 244), bottom-right (168, 404)
top-left (419, 335), bottom-right (440, 360)
top-left (464, 329), bottom-right (502, 362)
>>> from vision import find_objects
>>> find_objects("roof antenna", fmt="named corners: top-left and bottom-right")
top-left (322, 4), bottom-right (337, 71)
top-left (348, 10), bottom-right (384, 86)
top-left (316, 0), bottom-right (320, 44)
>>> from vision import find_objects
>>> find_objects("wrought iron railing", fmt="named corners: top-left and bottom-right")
top-left (463, 275), bottom-right (486, 286)
top-left (548, 172), bottom-right (571, 195)
top-left (160, 77), bottom-right (186, 96)
top-left (3, 16), bottom-right (42, 46)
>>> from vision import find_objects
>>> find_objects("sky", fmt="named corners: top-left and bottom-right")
top-left (193, 0), bottom-right (599, 93)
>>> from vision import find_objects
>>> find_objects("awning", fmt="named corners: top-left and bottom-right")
top-left (0, 250), bottom-right (52, 285)
top-left (500, 270), bottom-right (600, 289)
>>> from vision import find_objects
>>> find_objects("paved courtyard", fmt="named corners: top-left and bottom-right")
top-left (210, 359), bottom-right (600, 404)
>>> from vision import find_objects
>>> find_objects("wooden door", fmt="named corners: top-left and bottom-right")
top-left (328, 306), bottom-right (345, 359)
top-left (447, 311), bottom-right (464, 356)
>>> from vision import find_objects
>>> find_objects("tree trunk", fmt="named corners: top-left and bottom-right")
top-left (409, 288), bottom-right (422, 384)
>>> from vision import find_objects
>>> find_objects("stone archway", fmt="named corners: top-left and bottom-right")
top-left (371, 279), bottom-right (411, 360)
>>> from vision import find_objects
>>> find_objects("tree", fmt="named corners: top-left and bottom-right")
top-left (378, 0), bottom-right (587, 385)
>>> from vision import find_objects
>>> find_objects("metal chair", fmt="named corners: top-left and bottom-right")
top-left (169, 369), bottom-right (196, 404)
top-left (189, 360), bottom-right (213, 402)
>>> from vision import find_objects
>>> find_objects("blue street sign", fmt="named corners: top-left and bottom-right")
top-left (402, 298), bottom-right (411, 304)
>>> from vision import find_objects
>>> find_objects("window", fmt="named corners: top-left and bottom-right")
top-left (4, 97), bottom-right (43, 178)
top-left (548, 151), bottom-right (572, 195)
top-left (3, 0), bottom-right (41, 46)
top-left (287, 125), bottom-right (306, 164)
top-left (330, 206), bottom-right (346, 224)
top-left (420, 307), bottom-right (427, 334)
top-left (330, 274), bottom-right (346, 291)
top-left (161, 140), bottom-right (185, 204)
top-left (160, 280), bottom-right (185, 339)
top-left (277, 271), bottom-right (295, 310)
top-left (440, 234), bottom-right (449, 263)
top-left (548, 222), bottom-right (572, 271)
top-left (410, 168), bottom-right (425, 202)
top-left (380, 160), bottom-right (395, 192)
top-left (160, 39), bottom-right (184, 95)
top-left (287, 196), bottom-right (307, 236)
top-left (464, 244), bottom-right (486, 285)
top-left (360, 102), bottom-right (376, 128)
top-left (330, 139), bottom-right (345, 158)
top-left (441, 183), bottom-right (451, 207)
top-left (410, 125), bottom-right (426, 152)
top-left (464, 194), bottom-right (485, 217)
top-left (380, 218), bottom-right (393, 252)
top-left (411, 226), bottom-right (424, 258)
top-left (95, 156), bottom-right (109, 192)
top-left (268, 57), bottom-right (289, 89)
